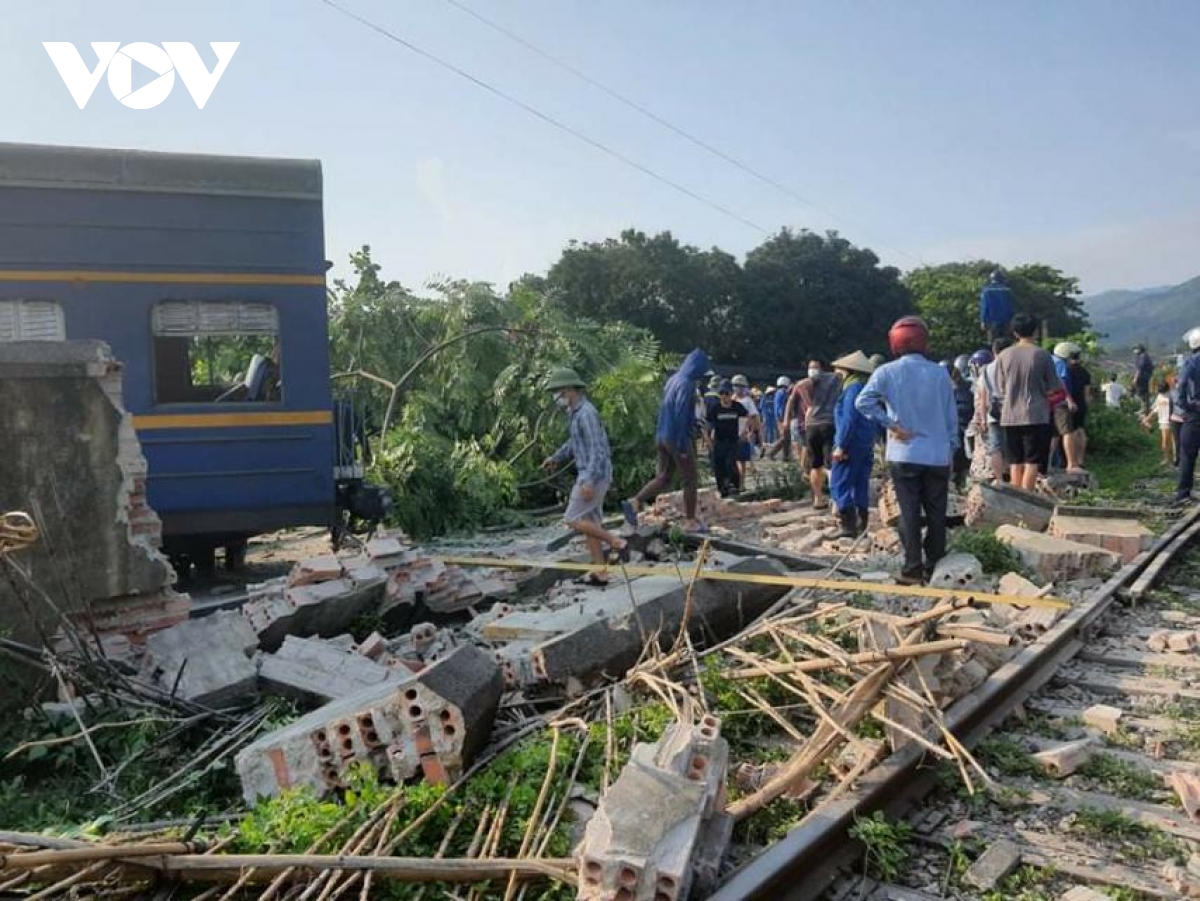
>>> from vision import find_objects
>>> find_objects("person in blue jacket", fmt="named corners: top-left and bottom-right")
top-left (980, 270), bottom-right (1014, 341)
top-left (830, 351), bottom-right (878, 537)
top-left (624, 348), bottom-right (710, 531)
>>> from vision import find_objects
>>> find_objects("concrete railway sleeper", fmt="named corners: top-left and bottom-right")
top-left (712, 503), bottom-right (1200, 901)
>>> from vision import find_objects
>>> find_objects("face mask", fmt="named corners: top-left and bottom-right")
top-left (808, 368), bottom-right (821, 379)
top-left (553, 392), bottom-right (569, 409)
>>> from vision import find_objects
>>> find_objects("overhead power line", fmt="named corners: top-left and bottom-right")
top-left (442, 0), bottom-right (922, 265)
top-left (319, 0), bottom-right (767, 234)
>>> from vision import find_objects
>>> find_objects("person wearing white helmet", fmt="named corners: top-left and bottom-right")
top-left (730, 374), bottom-right (761, 484)
top-left (1171, 327), bottom-right (1200, 505)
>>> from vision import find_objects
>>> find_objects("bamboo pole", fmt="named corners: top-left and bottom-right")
top-left (156, 854), bottom-right (574, 884)
top-left (725, 639), bottom-right (967, 679)
top-left (439, 556), bottom-right (1070, 610)
top-left (0, 841), bottom-right (203, 869)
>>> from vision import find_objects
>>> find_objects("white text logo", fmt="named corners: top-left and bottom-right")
top-left (42, 42), bottom-right (239, 109)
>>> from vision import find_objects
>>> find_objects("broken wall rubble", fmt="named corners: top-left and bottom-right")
top-left (0, 341), bottom-right (184, 662)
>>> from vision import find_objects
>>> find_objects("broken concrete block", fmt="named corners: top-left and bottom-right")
top-left (1168, 772), bottom-right (1200, 823)
top-left (1048, 511), bottom-right (1154, 564)
top-left (532, 555), bottom-right (789, 689)
top-left (259, 635), bottom-right (398, 706)
top-left (928, 553), bottom-right (984, 591)
top-left (1148, 630), bottom-right (1172, 652)
top-left (235, 644), bottom-right (502, 802)
top-left (1032, 738), bottom-right (1095, 777)
top-left (1082, 704), bottom-right (1123, 734)
top-left (995, 525), bottom-right (1121, 581)
top-left (965, 481), bottom-right (1056, 531)
top-left (289, 555), bottom-right (344, 588)
top-left (1060, 888), bottom-right (1111, 901)
top-left (245, 575), bottom-right (386, 652)
top-left (578, 716), bottom-right (728, 901)
top-left (963, 838), bottom-right (1021, 891)
top-left (1169, 632), bottom-right (1199, 653)
top-left (142, 611), bottom-right (258, 707)
top-left (365, 536), bottom-right (406, 561)
top-left (357, 631), bottom-right (387, 660)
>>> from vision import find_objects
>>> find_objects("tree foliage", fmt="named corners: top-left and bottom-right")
top-left (539, 228), bottom-right (911, 366)
top-left (905, 260), bottom-right (1089, 356)
top-left (328, 247), bottom-right (665, 537)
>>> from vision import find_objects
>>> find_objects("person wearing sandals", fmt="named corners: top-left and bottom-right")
top-left (541, 367), bottom-right (628, 586)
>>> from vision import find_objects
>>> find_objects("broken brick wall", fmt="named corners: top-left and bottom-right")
top-left (0, 341), bottom-right (184, 669)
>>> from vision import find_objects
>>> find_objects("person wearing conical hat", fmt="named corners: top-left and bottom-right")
top-left (830, 351), bottom-right (877, 538)
top-left (541, 367), bottom-right (628, 586)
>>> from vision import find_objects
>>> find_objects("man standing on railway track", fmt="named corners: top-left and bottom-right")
top-left (623, 348), bottom-right (710, 532)
top-left (541, 368), bottom-right (628, 586)
top-left (995, 313), bottom-right (1062, 492)
top-left (856, 317), bottom-right (958, 585)
top-left (1173, 327), bottom-right (1200, 506)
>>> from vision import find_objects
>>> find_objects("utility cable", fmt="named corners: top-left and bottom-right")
top-left (442, 0), bottom-right (922, 265)
top-left (319, 0), bottom-right (767, 233)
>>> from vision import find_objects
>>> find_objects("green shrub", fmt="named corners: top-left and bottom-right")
top-left (1085, 403), bottom-right (1160, 494)
top-left (950, 528), bottom-right (1026, 574)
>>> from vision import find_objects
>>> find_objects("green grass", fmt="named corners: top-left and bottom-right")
top-left (977, 735), bottom-right (1042, 778)
top-left (949, 527), bottom-right (1027, 575)
top-left (981, 865), bottom-right (1057, 901)
top-left (1069, 807), bottom-right (1186, 863)
top-left (1076, 753), bottom-right (1165, 802)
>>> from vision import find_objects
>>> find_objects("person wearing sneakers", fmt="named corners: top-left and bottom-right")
top-left (541, 367), bottom-right (627, 586)
top-left (730, 374), bottom-right (761, 485)
top-left (830, 351), bottom-right (877, 538)
top-left (856, 316), bottom-right (958, 585)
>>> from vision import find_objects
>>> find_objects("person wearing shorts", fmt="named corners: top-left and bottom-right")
top-left (797, 360), bottom-right (841, 509)
top-left (542, 368), bottom-right (627, 586)
top-left (994, 314), bottom-right (1062, 491)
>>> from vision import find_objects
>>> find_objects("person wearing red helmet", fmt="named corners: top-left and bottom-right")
top-left (856, 316), bottom-right (959, 585)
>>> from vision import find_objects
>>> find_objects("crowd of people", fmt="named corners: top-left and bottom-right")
top-left (540, 270), bottom-right (1200, 587)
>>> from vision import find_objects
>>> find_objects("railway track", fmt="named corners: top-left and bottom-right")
top-left (713, 503), bottom-right (1200, 901)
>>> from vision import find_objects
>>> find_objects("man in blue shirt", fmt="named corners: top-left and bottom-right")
top-left (624, 348), bottom-right (710, 532)
top-left (980, 270), bottom-right (1014, 342)
top-left (542, 367), bottom-right (627, 585)
top-left (857, 316), bottom-right (959, 585)
top-left (1173, 327), bottom-right (1200, 506)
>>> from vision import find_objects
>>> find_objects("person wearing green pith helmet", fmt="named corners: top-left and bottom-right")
top-left (541, 368), bottom-right (629, 586)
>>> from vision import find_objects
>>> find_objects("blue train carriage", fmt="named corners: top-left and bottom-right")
top-left (0, 142), bottom-right (387, 573)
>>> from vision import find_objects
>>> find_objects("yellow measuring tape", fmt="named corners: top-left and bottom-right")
top-left (438, 555), bottom-right (1070, 611)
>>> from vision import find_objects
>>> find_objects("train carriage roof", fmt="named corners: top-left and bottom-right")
top-left (0, 142), bottom-right (321, 200)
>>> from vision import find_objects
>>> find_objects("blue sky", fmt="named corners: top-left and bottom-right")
top-left (4, 1), bottom-right (1199, 294)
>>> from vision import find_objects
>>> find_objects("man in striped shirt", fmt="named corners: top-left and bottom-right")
top-left (541, 367), bottom-right (628, 586)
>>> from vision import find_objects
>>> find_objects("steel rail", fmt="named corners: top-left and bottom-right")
top-left (710, 503), bottom-right (1200, 901)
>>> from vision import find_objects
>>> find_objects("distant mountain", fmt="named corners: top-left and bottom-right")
top-left (1083, 276), bottom-right (1200, 351)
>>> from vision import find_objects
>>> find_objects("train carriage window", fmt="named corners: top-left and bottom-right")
top-left (0, 300), bottom-right (65, 341)
top-left (153, 301), bottom-right (281, 404)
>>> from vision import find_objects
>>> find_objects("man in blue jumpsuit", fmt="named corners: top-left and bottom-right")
top-left (980, 270), bottom-right (1014, 341)
top-left (830, 351), bottom-right (878, 537)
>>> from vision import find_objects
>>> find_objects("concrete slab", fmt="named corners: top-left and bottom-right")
top-left (965, 482), bottom-right (1056, 531)
top-left (1048, 512), bottom-right (1154, 564)
top-left (259, 635), bottom-right (399, 706)
top-left (995, 525), bottom-right (1121, 581)
top-left (142, 610), bottom-right (258, 708)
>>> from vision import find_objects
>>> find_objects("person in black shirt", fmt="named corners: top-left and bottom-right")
top-left (1066, 350), bottom-right (1092, 470)
top-left (706, 380), bottom-right (748, 497)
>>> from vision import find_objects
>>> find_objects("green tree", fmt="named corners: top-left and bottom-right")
top-left (906, 260), bottom-right (1089, 355)
top-left (540, 229), bottom-right (744, 360)
top-left (741, 228), bottom-right (912, 365)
